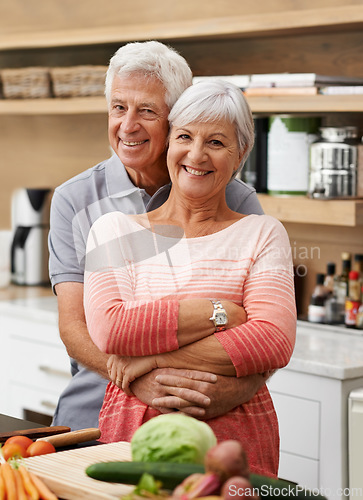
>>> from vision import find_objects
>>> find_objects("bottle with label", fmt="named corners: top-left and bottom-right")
top-left (356, 286), bottom-right (363, 330)
top-left (335, 252), bottom-right (351, 302)
top-left (345, 271), bottom-right (361, 328)
top-left (324, 262), bottom-right (337, 294)
top-left (354, 253), bottom-right (363, 291)
top-left (308, 273), bottom-right (330, 323)
top-left (353, 254), bottom-right (363, 275)
top-left (334, 253), bottom-right (352, 323)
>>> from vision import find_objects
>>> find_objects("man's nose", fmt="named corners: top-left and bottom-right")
top-left (121, 110), bottom-right (140, 133)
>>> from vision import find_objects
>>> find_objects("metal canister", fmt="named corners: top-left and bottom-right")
top-left (309, 126), bottom-right (359, 198)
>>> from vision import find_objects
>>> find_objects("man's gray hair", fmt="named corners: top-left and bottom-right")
top-left (168, 80), bottom-right (255, 179)
top-left (105, 40), bottom-right (193, 109)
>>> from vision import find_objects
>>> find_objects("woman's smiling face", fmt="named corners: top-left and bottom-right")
top-left (167, 119), bottom-right (242, 201)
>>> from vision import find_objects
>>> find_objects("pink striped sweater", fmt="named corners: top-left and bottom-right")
top-left (84, 213), bottom-right (296, 477)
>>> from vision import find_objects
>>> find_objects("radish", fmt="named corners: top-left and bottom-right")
top-left (205, 440), bottom-right (250, 483)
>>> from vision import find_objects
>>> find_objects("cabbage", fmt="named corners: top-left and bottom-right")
top-left (131, 413), bottom-right (217, 464)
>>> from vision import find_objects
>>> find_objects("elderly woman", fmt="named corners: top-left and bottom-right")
top-left (84, 80), bottom-right (297, 477)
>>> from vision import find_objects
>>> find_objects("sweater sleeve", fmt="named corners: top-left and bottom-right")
top-left (215, 218), bottom-right (296, 377)
top-left (83, 213), bottom-right (179, 356)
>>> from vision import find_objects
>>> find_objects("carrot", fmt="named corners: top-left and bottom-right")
top-left (0, 467), bottom-right (6, 500)
top-left (14, 468), bottom-right (29, 500)
top-left (30, 471), bottom-right (58, 500)
top-left (19, 465), bottom-right (40, 500)
top-left (1, 461), bottom-right (17, 500)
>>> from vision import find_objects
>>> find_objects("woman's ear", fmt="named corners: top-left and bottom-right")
top-left (236, 145), bottom-right (247, 169)
top-left (239, 145), bottom-right (248, 162)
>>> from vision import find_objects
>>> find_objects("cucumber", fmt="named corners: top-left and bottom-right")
top-left (249, 474), bottom-right (327, 499)
top-left (85, 461), bottom-right (204, 490)
top-left (86, 463), bottom-right (327, 499)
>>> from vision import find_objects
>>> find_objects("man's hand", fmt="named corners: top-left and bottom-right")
top-left (131, 369), bottom-right (267, 419)
top-left (131, 368), bottom-right (217, 417)
top-left (153, 372), bottom-right (267, 419)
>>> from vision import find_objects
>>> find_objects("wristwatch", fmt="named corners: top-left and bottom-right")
top-left (209, 299), bottom-right (228, 332)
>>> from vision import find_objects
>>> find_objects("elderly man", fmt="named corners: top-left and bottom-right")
top-left (49, 40), bottom-right (266, 431)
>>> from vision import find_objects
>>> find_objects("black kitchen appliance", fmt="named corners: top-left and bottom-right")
top-left (11, 188), bottom-right (51, 286)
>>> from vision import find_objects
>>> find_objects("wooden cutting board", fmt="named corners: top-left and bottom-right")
top-left (23, 441), bottom-right (135, 500)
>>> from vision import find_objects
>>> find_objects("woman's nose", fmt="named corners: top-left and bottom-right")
top-left (188, 142), bottom-right (207, 163)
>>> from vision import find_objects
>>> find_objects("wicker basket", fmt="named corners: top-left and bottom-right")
top-left (50, 65), bottom-right (107, 97)
top-left (1, 67), bottom-right (51, 99)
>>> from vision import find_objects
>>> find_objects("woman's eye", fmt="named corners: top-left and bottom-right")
top-left (210, 139), bottom-right (224, 147)
top-left (177, 134), bottom-right (190, 140)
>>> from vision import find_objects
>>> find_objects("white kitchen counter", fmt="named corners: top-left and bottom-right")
top-left (289, 320), bottom-right (363, 380)
top-left (0, 295), bottom-right (58, 324)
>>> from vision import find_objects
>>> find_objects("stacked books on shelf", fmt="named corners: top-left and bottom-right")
top-left (193, 73), bottom-right (363, 95)
top-left (245, 73), bottom-right (363, 96)
top-left (192, 75), bottom-right (251, 89)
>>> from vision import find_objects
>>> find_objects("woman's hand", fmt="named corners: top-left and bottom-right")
top-left (221, 300), bottom-right (247, 329)
top-left (107, 354), bottom-right (158, 396)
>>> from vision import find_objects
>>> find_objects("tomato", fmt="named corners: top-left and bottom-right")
top-left (26, 440), bottom-right (56, 457)
top-left (4, 435), bottom-right (33, 449)
top-left (1, 442), bottom-right (29, 461)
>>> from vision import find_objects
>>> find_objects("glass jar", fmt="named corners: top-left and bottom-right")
top-left (267, 116), bottom-right (321, 196)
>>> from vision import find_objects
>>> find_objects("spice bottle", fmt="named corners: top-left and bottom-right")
top-left (354, 253), bottom-right (363, 291)
top-left (308, 273), bottom-right (330, 323)
top-left (324, 262), bottom-right (337, 294)
top-left (345, 271), bottom-right (361, 328)
top-left (353, 254), bottom-right (363, 275)
top-left (335, 252), bottom-right (351, 306)
top-left (356, 286), bottom-right (363, 330)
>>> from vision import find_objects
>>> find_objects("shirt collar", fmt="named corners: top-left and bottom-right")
top-left (105, 153), bottom-right (172, 209)
top-left (105, 154), bottom-right (140, 199)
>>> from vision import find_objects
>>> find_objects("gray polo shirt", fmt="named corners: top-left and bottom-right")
top-left (48, 153), bottom-right (264, 430)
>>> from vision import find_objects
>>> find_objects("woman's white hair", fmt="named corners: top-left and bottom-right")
top-left (168, 79), bottom-right (255, 179)
top-left (105, 40), bottom-right (193, 109)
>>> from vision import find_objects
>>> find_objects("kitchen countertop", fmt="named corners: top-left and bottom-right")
top-left (0, 294), bottom-right (58, 323)
top-left (1, 288), bottom-right (363, 381)
top-left (286, 320), bottom-right (363, 380)
top-left (0, 413), bottom-right (45, 435)
top-left (0, 283), bottom-right (53, 301)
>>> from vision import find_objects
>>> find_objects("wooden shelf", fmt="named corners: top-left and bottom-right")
top-left (258, 194), bottom-right (363, 227)
top-left (0, 97), bottom-right (108, 115)
top-left (2, 93), bottom-right (363, 115)
top-left (246, 94), bottom-right (363, 114)
top-left (0, 5), bottom-right (362, 50)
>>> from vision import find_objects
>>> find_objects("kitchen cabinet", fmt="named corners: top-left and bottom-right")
top-left (0, 296), bottom-right (71, 422)
top-left (268, 321), bottom-right (363, 499)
